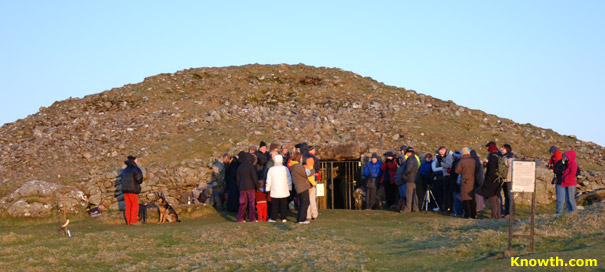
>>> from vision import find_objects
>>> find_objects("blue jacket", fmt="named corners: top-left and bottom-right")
top-left (419, 160), bottom-right (433, 179)
top-left (363, 161), bottom-right (382, 178)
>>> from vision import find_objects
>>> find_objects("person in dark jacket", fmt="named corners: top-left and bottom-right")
top-left (402, 147), bottom-right (420, 212)
top-left (381, 151), bottom-right (399, 209)
top-left (481, 143), bottom-right (502, 219)
top-left (548, 146), bottom-right (566, 214)
top-left (290, 152), bottom-right (314, 224)
top-left (470, 150), bottom-right (485, 212)
top-left (449, 152), bottom-right (463, 217)
top-left (225, 153), bottom-right (241, 213)
top-left (456, 148), bottom-right (476, 219)
top-left (254, 141), bottom-right (270, 181)
top-left (362, 153), bottom-right (382, 210)
top-left (236, 152), bottom-right (259, 222)
top-left (121, 156), bottom-right (143, 225)
top-left (418, 153), bottom-right (433, 210)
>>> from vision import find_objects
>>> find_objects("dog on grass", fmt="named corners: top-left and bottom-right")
top-left (353, 188), bottom-right (363, 210)
top-left (153, 193), bottom-right (181, 223)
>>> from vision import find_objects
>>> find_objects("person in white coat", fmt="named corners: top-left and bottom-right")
top-left (265, 155), bottom-right (293, 222)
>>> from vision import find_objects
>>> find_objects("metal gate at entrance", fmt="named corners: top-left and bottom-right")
top-left (318, 161), bottom-right (361, 210)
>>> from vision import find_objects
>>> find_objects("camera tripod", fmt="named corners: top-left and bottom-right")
top-left (422, 185), bottom-right (440, 213)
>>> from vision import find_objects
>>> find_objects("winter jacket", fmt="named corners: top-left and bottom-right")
top-left (394, 162), bottom-right (406, 186)
top-left (237, 153), bottom-right (259, 191)
top-left (265, 165), bottom-right (293, 198)
top-left (481, 152), bottom-right (501, 198)
top-left (363, 161), bottom-right (382, 179)
top-left (380, 159), bottom-right (398, 184)
top-left (398, 154), bottom-right (421, 169)
top-left (419, 160), bottom-right (433, 180)
top-left (402, 155), bottom-right (419, 184)
top-left (432, 151), bottom-right (454, 177)
top-left (291, 161), bottom-right (314, 194)
top-left (254, 150), bottom-right (270, 180)
top-left (561, 150), bottom-right (578, 188)
top-left (471, 152), bottom-right (485, 187)
top-left (548, 151), bottom-right (563, 169)
top-left (121, 160), bottom-right (143, 194)
top-left (455, 154), bottom-right (476, 200)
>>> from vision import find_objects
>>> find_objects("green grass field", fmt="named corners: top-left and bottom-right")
top-left (0, 203), bottom-right (603, 271)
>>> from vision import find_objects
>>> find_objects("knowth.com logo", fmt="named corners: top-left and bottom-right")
top-left (511, 257), bottom-right (598, 267)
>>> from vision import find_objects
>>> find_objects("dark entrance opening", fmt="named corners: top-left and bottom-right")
top-left (319, 160), bottom-right (361, 209)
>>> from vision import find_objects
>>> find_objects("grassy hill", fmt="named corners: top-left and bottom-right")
top-left (0, 203), bottom-right (602, 271)
top-left (0, 64), bottom-right (603, 201)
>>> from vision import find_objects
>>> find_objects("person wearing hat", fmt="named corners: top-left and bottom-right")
top-left (397, 145), bottom-right (408, 167)
top-left (254, 141), bottom-right (270, 182)
top-left (120, 156), bottom-right (144, 225)
top-left (362, 153), bottom-right (382, 210)
top-left (456, 147), bottom-right (476, 219)
top-left (481, 143), bottom-right (502, 219)
top-left (265, 155), bottom-right (293, 222)
top-left (547, 146), bottom-right (565, 214)
top-left (401, 147), bottom-right (420, 212)
top-left (418, 153), bottom-right (434, 210)
top-left (381, 151), bottom-right (399, 209)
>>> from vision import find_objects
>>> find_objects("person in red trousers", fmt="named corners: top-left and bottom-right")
top-left (120, 156), bottom-right (144, 225)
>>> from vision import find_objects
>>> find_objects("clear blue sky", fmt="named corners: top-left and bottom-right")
top-left (1, 1), bottom-right (604, 146)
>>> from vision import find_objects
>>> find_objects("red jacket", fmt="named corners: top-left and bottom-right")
top-left (380, 160), bottom-right (398, 184)
top-left (548, 150), bottom-right (563, 169)
top-left (561, 150), bottom-right (578, 188)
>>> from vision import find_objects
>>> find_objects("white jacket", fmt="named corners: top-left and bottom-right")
top-left (265, 165), bottom-right (293, 198)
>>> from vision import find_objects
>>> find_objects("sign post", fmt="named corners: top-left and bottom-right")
top-left (509, 160), bottom-right (537, 252)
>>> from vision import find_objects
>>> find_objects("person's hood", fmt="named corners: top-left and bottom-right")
top-left (553, 150), bottom-right (563, 161)
top-left (238, 151), bottom-right (253, 164)
top-left (300, 142), bottom-right (309, 154)
top-left (564, 150), bottom-right (576, 163)
top-left (124, 160), bottom-right (137, 167)
top-left (504, 152), bottom-right (514, 159)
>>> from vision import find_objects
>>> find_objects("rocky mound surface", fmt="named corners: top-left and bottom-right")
top-left (0, 64), bottom-right (603, 216)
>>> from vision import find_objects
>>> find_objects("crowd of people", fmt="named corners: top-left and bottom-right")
top-left (117, 140), bottom-right (580, 225)
top-left (223, 141), bottom-right (320, 224)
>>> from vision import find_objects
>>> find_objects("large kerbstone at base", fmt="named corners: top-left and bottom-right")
top-left (0, 180), bottom-right (88, 217)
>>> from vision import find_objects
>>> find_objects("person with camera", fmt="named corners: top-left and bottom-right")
top-left (547, 146), bottom-right (566, 214)
top-left (362, 153), bottom-right (382, 210)
top-left (431, 146), bottom-right (453, 212)
top-left (500, 144), bottom-right (515, 217)
top-left (481, 143), bottom-right (502, 219)
top-left (401, 147), bottom-right (420, 212)
top-left (418, 153), bottom-right (434, 210)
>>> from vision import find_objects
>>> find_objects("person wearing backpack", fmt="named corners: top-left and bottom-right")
top-left (500, 144), bottom-right (514, 217)
top-left (561, 150), bottom-right (578, 213)
top-left (480, 143), bottom-right (502, 219)
top-left (548, 146), bottom-right (566, 214)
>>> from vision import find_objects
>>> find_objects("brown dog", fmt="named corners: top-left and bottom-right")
top-left (153, 193), bottom-right (181, 223)
top-left (353, 188), bottom-right (363, 210)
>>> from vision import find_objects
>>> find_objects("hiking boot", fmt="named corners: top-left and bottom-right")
top-left (298, 221), bottom-right (310, 225)
top-left (281, 219), bottom-right (287, 223)
top-left (267, 219), bottom-right (276, 222)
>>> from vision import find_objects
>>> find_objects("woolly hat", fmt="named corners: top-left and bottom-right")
top-left (127, 155), bottom-right (136, 161)
top-left (485, 141), bottom-right (497, 147)
top-left (371, 153), bottom-right (379, 159)
top-left (453, 151), bottom-right (462, 158)
top-left (274, 155), bottom-right (283, 163)
top-left (384, 151), bottom-right (395, 157)
top-left (461, 147), bottom-right (471, 155)
top-left (405, 147), bottom-right (415, 154)
top-left (400, 145), bottom-right (408, 151)
top-left (549, 146), bottom-right (558, 153)
top-left (259, 141), bottom-right (267, 148)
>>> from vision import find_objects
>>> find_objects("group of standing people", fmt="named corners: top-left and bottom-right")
top-left (360, 141), bottom-right (577, 219)
top-left (222, 141), bottom-right (321, 224)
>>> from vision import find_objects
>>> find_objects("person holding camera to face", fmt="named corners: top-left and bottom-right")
top-left (431, 146), bottom-right (453, 212)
